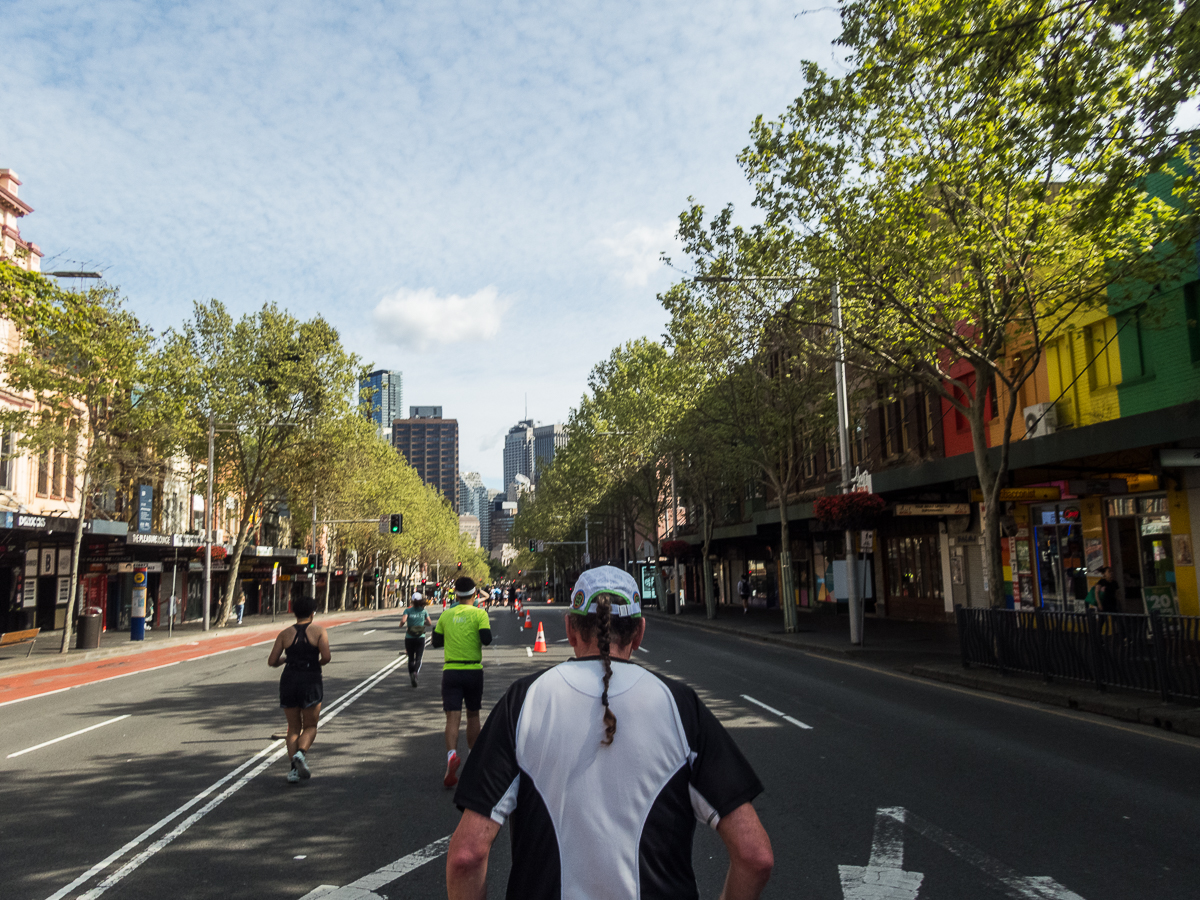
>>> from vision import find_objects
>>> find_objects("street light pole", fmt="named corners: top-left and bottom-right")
top-left (204, 412), bottom-right (215, 632)
top-left (832, 281), bottom-right (863, 644)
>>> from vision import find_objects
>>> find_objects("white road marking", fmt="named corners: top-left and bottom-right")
top-left (526, 647), bottom-right (533, 657)
top-left (637, 646), bottom-right (649, 653)
top-left (45, 655), bottom-right (407, 900)
top-left (554, 638), bottom-right (569, 643)
top-left (362, 630), bottom-right (377, 635)
top-left (839, 807), bottom-right (924, 899)
top-left (741, 694), bottom-right (814, 730)
top-left (7, 714), bottom-right (132, 759)
top-left (887, 807), bottom-right (1087, 900)
top-left (298, 835), bottom-right (452, 899)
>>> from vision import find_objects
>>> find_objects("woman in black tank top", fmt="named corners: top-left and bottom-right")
top-left (268, 596), bottom-right (331, 784)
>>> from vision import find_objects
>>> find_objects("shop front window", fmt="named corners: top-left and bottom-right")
top-left (1105, 494), bottom-right (1177, 615)
top-left (1032, 505), bottom-right (1087, 611)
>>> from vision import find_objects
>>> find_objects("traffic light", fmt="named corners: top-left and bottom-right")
top-left (307, 555), bottom-right (316, 572)
top-left (457, 562), bottom-right (462, 571)
top-left (529, 540), bottom-right (536, 552)
top-left (517, 569), bottom-right (522, 576)
top-left (389, 513), bottom-right (403, 534)
top-left (544, 579), bottom-right (549, 588)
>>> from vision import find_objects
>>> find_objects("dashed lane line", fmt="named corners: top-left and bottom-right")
top-left (298, 835), bottom-right (452, 899)
top-left (7, 715), bottom-right (132, 759)
top-left (741, 693), bottom-right (814, 730)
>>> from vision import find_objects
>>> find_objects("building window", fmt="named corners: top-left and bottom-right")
top-left (51, 449), bottom-right (64, 498)
top-left (1185, 281), bottom-right (1200, 364)
top-left (0, 431), bottom-right (14, 490)
top-left (1084, 317), bottom-right (1120, 389)
top-left (37, 449), bottom-right (49, 495)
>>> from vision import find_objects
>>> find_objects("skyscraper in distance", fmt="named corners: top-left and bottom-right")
top-left (393, 409), bottom-right (459, 511)
top-left (359, 369), bottom-right (403, 441)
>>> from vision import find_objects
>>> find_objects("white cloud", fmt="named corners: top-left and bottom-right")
top-left (598, 222), bottom-right (681, 287)
top-left (371, 286), bottom-right (508, 348)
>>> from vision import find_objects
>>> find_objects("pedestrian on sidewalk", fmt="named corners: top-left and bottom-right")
top-left (432, 576), bottom-right (492, 789)
top-left (738, 572), bottom-right (751, 614)
top-left (446, 565), bottom-right (773, 900)
top-left (401, 592), bottom-right (430, 688)
top-left (267, 595), bottom-right (331, 785)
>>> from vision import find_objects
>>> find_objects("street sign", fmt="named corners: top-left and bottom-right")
top-left (537, 540), bottom-right (545, 553)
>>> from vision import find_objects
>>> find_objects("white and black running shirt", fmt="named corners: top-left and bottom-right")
top-left (454, 656), bottom-right (763, 900)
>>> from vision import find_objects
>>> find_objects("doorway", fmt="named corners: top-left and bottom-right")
top-left (1106, 495), bottom-right (1176, 614)
top-left (1032, 504), bottom-right (1087, 611)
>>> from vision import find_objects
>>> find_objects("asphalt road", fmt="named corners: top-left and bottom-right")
top-left (2, 604), bottom-right (1198, 900)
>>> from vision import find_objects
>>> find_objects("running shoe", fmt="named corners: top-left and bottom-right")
top-left (287, 768), bottom-right (300, 784)
top-left (410, 673), bottom-right (418, 688)
top-left (293, 750), bottom-right (311, 779)
top-left (443, 751), bottom-right (460, 788)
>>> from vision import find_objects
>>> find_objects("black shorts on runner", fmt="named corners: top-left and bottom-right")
top-left (280, 668), bottom-right (323, 709)
top-left (442, 669), bottom-right (484, 712)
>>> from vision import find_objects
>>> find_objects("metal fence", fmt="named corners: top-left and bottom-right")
top-left (956, 606), bottom-right (1200, 702)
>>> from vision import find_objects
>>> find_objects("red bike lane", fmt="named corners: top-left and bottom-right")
top-left (0, 611), bottom-right (385, 707)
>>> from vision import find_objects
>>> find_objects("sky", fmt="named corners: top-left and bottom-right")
top-left (4, 0), bottom-right (841, 488)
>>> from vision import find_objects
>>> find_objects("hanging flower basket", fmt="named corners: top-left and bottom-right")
top-left (813, 493), bottom-right (887, 530)
top-left (195, 544), bottom-right (228, 560)
top-left (661, 539), bottom-right (691, 559)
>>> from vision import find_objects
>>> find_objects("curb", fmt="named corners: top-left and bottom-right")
top-left (649, 610), bottom-right (1200, 739)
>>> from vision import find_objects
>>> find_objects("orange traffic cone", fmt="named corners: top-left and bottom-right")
top-left (533, 621), bottom-right (548, 653)
top-left (524, 610), bottom-right (532, 629)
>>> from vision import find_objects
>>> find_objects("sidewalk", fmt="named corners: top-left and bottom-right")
top-left (647, 603), bottom-right (1200, 739)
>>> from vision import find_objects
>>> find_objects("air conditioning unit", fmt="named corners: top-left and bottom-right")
top-left (1023, 403), bottom-right (1057, 439)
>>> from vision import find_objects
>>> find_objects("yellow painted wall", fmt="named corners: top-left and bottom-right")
top-left (1168, 485), bottom-right (1198, 616)
top-left (1044, 311), bottom-right (1123, 430)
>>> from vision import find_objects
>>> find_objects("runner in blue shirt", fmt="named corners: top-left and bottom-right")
top-left (400, 592), bottom-right (430, 688)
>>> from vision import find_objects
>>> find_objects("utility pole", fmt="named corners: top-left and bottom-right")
top-left (833, 281), bottom-right (863, 645)
top-left (671, 461), bottom-right (681, 615)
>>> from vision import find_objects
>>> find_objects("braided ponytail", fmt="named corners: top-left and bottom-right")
top-left (597, 596), bottom-right (617, 746)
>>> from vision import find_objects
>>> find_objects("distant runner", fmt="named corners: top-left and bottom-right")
top-left (433, 576), bottom-right (493, 788)
top-left (267, 595), bottom-right (331, 785)
top-left (447, 566), bottom-right (773, 899)
top-left (400, 591), bottom-right (430, 688)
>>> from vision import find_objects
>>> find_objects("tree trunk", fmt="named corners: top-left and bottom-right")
top-left (218, 519), bottom-right (252, 627)
top-left (60, 464), bottom-right (90, 653)
top-left (777, 501), bottom-right (798, 633)
top-left (338, 548), bottom-right (350, 611)
top-left (701, 502), bottom-right (717, 619)
top-left (966, 375), bottom-right (1005, 608)
top-left (323, 538), bottom-right (333, 614)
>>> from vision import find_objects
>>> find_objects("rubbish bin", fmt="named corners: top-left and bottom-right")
top-left (76, 613), bottom-right (102, 650)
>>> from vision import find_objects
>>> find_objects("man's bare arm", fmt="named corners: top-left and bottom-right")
top-left (716, 802), bottom-right (773, 900)
top-left (446, 809), bottom-right (502, 900)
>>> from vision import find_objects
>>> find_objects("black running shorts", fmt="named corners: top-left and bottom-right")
top-left (441, 668), bottom-right (484, 712)
top-left (279, 668), bottom-right (323, 709)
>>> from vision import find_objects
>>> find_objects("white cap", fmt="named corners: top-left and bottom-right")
top-left (569, 566), bottom-right (642, 617)
top-left (411, 592), bottom-right (423, 601)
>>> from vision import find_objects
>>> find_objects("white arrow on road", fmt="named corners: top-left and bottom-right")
top-left (842, 807), bottom-right (1088, 900)
top-left (839, 807), bottom-right (925, 900)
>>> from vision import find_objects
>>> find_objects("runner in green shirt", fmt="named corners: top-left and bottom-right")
top-left (432, 576), bottom-right (492, 788)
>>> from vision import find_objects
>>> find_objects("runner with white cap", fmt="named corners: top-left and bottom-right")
top-left (400, 591), bottom-right (430, 688)
top-left (447, 565), bottom-right (773, 899)
top-left (433, 576), bottom-right (493, 788)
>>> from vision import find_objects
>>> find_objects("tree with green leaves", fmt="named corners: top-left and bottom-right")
top-left (0, 276), bottom-right (162, 652)
top-left (712, 0), bottom-right (1200, 606)
top-left (662, 233), bottom-right (839, 632)
top-left (161, 301), bottom-right (360, 626)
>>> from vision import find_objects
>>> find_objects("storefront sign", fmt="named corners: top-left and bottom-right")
top-left (22, 577), bottom-right (36, 608)
top-left (253, 545), bottom-right (275, 557)
top-left (57, 548), bottom-right (72, 575)
top-left (970, 487), bottom-right (1061, 502)
top-left (128, 532), bottom-right (172, 546)
top-left (1159, 448), bottom-right (1200, 467)
top-left (137, 485), bottom-right (153, 533)
top-left (24, 548), bottom-right (38, 578)
top-left (895, 503), bottom-right (970, 516)
top-left (1144, 587), bottom-right (1179, 616)
top-left (117, 562), bottom-right (164, 573)
top-left (3, 512), bottom-right (84, 533)
top-left (1067, 479), bottom-right (1128, 496)
top-left (41, 548), bottom-right (56, 576)
top-left (57, 576), bottom-right (71, 606)
top-left (173, 533), bottom-right (204, 548)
